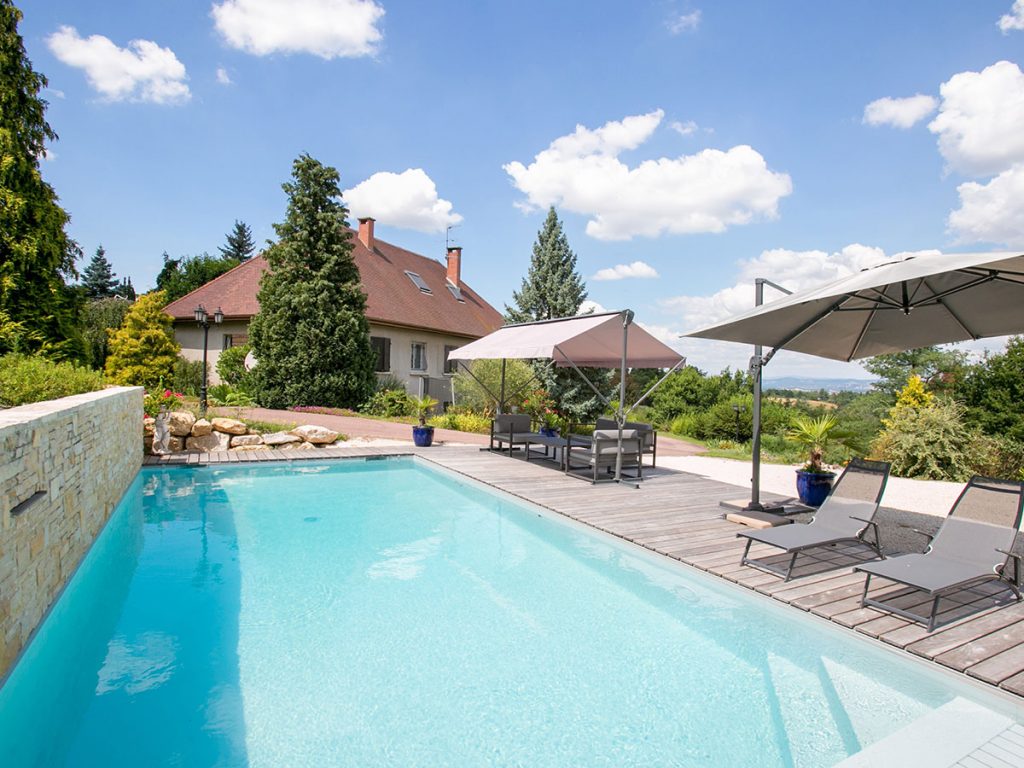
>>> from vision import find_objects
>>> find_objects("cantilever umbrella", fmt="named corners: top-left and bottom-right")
top-left (684, 250), bottom-right (1024, 509)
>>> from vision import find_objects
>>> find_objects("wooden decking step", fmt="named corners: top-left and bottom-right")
top-left (725, 510), bottom-right (794, 529)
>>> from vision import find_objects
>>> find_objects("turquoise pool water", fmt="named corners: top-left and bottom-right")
top-left (0, 457), bottom-right (1018, 766)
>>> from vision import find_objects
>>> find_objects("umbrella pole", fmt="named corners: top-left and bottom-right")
top-left (615, 310), bottom-right (634, 485)
top-left (499, 358), bottom-right (507, 414)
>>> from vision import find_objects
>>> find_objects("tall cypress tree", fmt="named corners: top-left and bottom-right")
top-left (219, 219), bottom-right (256, 261)
top-left (249, 154), bottom-right (375, 409)
top-left (81, 245), bottom-right (117, 298)
top-left (506, 207), bottom-right (609, 422)
top-left (0, 1), bottom-right (83, 357)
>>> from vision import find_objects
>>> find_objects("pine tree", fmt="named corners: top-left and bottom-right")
top-left (218, 219), bottom-right (256, 262)
top-left (0, 1), bottom-right (83, 357)
top-left (506, 207), bottom-right (588, 323)
top-left (81, 245), bottom-right (117, 298)
top-left (104, 290), bottom-right (180, 388)
top-left (249, 154), bottom-right (375, 409)
top-left (505, 207), bottom-right (609, 422)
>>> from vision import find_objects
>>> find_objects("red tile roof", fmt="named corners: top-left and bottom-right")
top-left (162, 230), bottom-right (504, 339)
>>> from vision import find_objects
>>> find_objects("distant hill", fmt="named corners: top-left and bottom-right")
top-left (763, 376), bottom-right (876, 393)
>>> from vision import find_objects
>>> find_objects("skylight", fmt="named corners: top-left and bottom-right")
top-left (404, 270), bottom-right (432, 294)
top-left (446, 282), bottom-right (465, 302)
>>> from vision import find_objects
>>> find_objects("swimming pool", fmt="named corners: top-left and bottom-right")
top-left (0, 456), bottom-right (1019, 766)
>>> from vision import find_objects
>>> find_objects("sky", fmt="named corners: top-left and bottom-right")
top-left (19, 0), bottom-right (1024, 379)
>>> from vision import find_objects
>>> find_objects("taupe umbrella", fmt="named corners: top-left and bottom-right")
top-left (684, 251), bottom-right (1024, 511)
top-left (687, 251), bottom-right (1024, 361)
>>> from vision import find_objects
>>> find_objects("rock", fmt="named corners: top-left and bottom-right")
top-left (290, 441), bottom-right (319, 450)
top-left (231, 445), bottom-right (268, 452)
top-left (290, 424), bottom-right (339, 445)
top-left (168, 436), bottom-right (185, 452)
top-left (231, 434), bottom-right (263, 447)
top-left (211, 417), bottom-right (248, 435)
top-left (262, 431), bottom-right (302, 446)
top-left (143, 435), bottom-right (154, 454)
top-left (186, 431), bottom-right (232, 452)
top-left (167, 410), bottom-right (196, 437)
top-left (143, 417), bottom-right (155, 437)
top-left (191, 418), bottom-right (212, 437)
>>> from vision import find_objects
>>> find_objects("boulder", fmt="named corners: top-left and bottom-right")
top-left (167, 410), bottom-right (196, 437)
top-left (143, 417), bottom-right (155, 437)
top-left (211, 417), bottom-right (248, 435)
top-left (231, 434), bottom-right (263, 447)
top-left (191, 418), bottom-right (213, 437)
top-left (168, 436), bottom-right (185, 452)
top-left (186, 431), bottom-right (232, 453)
top-left (231, 445), bottom-right (268, 452)
top-left (262, 431), bottom-right (302, 447)
top-left (290, 424), bottom-right (339, 445)
top-left (289, 441), bottom-right (318, 451)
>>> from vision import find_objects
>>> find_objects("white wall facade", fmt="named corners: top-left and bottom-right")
top-left (173, 319), bottom-right (469, 402)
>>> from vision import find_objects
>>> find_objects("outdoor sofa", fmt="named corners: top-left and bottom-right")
top-left (594, 417), bottom-right (657, 466)
top-left (564, 428), bottom-right (644, 484)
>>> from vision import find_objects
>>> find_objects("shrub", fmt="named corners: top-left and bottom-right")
top-left (171, 357), bottom-right (205, 396)
top-left (104, 291), bottom-right (180, 388)
top-left (216, 343), bottom-right (251, 388)
top-left (428, 410), bottom-right (491, 434)
top-left (208, 384), bottom-right (256, 408)
top-left (872, 398), bottom-right (973, 481)
top-left (374, 373), bottom-right (406, 393)
top-left (668, 412), bottom-right (701, 437)
top-left (0, 353), bottom-right (105, 407)
top-left (143, 389), bottom-right (187, 418)
top-left (969, 435), bottom-right (1024, 480)
top-left (361, 388), bottom-right (414, 418)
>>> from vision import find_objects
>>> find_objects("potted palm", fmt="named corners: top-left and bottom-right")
top-left (411, 395), bottom-right (439, 447)
top-left (785, 414), bottom-right (850, 506)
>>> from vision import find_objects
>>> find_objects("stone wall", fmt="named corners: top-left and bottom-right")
top-left (0, 386), bottom-right (143, 679)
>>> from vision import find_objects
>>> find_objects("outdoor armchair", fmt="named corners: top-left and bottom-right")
top-left (489, 413), bottom-right (535, 456)
top-left (737, 458), bottom-right (891, 581)
top-left (595, 417), bottom-right (657, 466)
top-left (565, 429), bottom-right (643, 484)
top-left (855, 476), bottom-right (1024, 632)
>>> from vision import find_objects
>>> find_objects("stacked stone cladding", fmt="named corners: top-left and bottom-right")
top-left (0, 386), bottom-right (142, 679)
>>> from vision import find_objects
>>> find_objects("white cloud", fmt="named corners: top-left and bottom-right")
top-left (670, 119), bottom-right (698, 136)
top-left (592, 261), bottom-right (659, 281)
top-left (578, 300), bottom-right (608, 315)
top-left (862, 94), bottom-right (937, 128)
top-left (43, 87), bottom-right (65, 99)
top-left (503, 109), bottom-right (792, 240)
top-left (41, 148), bottom-right (56, 162)
top-left (46, 26), bottom-right (190, 104)
top-left (212, 0), bottom-right (384, 59)
top-left (948, 162), bottom-right (1024, 246)
top-left (343, 169), bottom-right (462, 233)
top-left (927, 60), bottom-right (1024, 177)
top-left (667, 10), bottom-right (701, 34)
top-left (216, 67), bottom-right (232, 85)
top-left (999, 0), bottom-right (1024, 32)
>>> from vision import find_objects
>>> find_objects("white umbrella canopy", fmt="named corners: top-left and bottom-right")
top-left (685, 251), bottom-right (1024, 361)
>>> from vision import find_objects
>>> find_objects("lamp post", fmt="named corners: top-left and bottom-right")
top-left (194, 304), bottom-right (223, 414)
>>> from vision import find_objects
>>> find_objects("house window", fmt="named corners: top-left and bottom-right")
top-left (410, 342), bottom-right (427, 371)
top-left (405, 270), bottom-right (432, 294)
top-left (446, 283), bottom-right (464, 302)
top-left (222, 334), bottom-right (233, 350)
top-left (370, 336), bottom-right (391, 373)
top-left (444, 345), bottom-right (458, 374)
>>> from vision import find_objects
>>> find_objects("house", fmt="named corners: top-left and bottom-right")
top-left (162, 218), bottom-right (504, 405)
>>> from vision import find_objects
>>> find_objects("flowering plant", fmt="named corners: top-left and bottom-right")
top-left (521, 388), bottom-right (555, 422)
top-left (541, 408), bottom-right (562, 430)
top-left (144, 389), bottom-right (185, 418)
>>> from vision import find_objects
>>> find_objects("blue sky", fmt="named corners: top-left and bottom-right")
top-left (20, 1), bottom-right (1024, 377)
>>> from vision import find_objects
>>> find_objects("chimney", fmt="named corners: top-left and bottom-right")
top-left (446, 246), bottom-right (462, 286)
top-left (358, 217), bottom-right (375, 250)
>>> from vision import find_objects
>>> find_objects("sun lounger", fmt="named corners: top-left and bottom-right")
top-left (565, 429), bottom-right (643, 483)
top-left (855, 476), bottom-right (1023, 631)
top-left (737, 458), bottom-right (891, 581)
top-left (595, 417), bottom-right (657, 466)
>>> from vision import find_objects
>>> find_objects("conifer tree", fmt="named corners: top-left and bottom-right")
top-left (249, 154), bottom-right (375, 409)
top-left (114, 276), bottom-right (136, 301)
top-left (81, 245), bottom-right (117, 298)
top-left (506, 207), bottom-right (587, 323)
top-left (0, 1), bottom-right (83, 357)
top-left (218, 219), bottom-right (256, 261)
top-left (505, 207), bottom-right (609, 422)
top-left (104, 290), bottom-right (180, 388)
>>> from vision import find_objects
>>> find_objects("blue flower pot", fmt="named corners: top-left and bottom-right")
top-left (412, 425), bottom-right (434, 447)
top-left (796, 470), bottom-right (835, 507)
top-left (539, 427), bottom-right (559, 437)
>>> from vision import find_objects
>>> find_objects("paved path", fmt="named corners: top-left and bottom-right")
top-left (226, 407), bottom-right (707, 456)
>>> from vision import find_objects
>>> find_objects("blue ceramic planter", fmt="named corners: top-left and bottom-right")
top-left (796, 470), bottom-right (835, 507)
top-left (539, 427), bottom-right (559, 437)
top-left (412, 425), bottom-right (434, 447)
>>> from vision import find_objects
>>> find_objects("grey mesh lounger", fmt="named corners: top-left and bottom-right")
top-left (737, 458), bottom-right (891, 581)
top-left (855, 476), bottom-right (1024, 632)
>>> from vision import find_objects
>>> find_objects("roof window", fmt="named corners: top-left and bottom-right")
top-left (405, 270), bottom-right (432, 294)
top-left (446, 282), bottom-right (465, 302)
